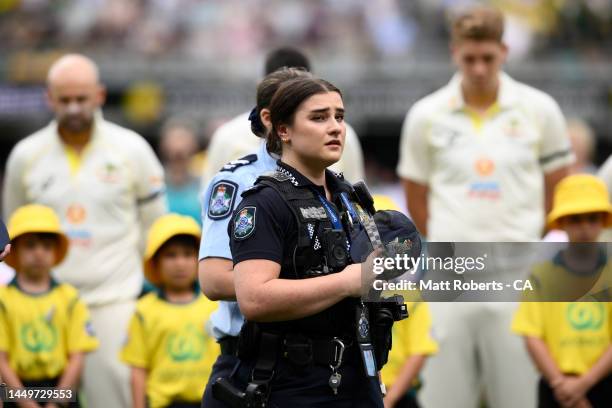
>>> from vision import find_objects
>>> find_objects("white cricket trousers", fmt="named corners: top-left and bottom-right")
top-left (418, 302), bottom-right (537, 408)
top-left (82, 300), bottom-right (136, 408)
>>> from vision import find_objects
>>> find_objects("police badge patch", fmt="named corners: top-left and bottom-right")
top-left (233, 206), bottom-right (256, 240)
top-left (208, 181), bottom-right (238, 220)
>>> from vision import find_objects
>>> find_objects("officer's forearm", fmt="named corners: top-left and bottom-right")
top-left (199, 258), bottom-right (237, 301)
top-left (235, 260), bottom-right (357, 322)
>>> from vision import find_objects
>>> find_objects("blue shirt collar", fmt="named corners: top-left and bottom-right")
top-left (257, 140), bottom-right (278, 171)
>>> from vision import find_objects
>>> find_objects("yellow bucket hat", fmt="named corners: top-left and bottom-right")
top-left (547, 174), bottom-right (612, 229)
top-left (4, 204), bottom-right (69, 269)
top-left (144, 214), bottom-right (201, 285)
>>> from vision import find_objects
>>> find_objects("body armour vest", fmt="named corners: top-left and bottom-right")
top-left (241, 169), bottom-right (371, 339)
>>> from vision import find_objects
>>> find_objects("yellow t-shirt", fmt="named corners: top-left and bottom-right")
top-left (512, 301), bottom-right (612, 375)
top-left (525, 253), bottom-right (612, 302)
top-left (120, 291), bottom-right (220, 408)
top-left (381, 302), bottom-right (438, 387)
top-left (0, 279), bottom-right (99, 380)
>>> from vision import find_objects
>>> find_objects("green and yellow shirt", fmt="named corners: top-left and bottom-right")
top-left (120, 291), bottom-right (219, 408)
top-left (0, 278), bottom-right (99, 381)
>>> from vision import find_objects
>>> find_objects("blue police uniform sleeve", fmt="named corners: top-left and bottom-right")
top-left (229, 188), bottom-right (293, 266)
top-left (199, 172), bottom-right (244, 260)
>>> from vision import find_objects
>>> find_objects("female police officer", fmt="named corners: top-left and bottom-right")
top-left (218, 77), bottom-right (385, 407)
top-left (200, 67), bottom-right (312, 408)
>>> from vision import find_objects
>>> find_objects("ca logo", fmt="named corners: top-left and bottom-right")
top-left (166, 324), bottom-right (205, 362)
top-left (566, 303), bottom-right (604, 331)
top-left (20, 317), bottom-right (58, 353)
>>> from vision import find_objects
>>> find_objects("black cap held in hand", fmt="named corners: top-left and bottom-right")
top-left (351, 210), bottom-right (422, 280)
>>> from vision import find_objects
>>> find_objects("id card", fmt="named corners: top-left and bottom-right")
top-left (356, 304), bottom-right (378, 377)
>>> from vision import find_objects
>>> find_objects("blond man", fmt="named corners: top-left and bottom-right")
top-left (397, 6), bottom-right (573, 408)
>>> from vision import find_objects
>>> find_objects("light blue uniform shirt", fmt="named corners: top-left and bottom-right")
top-left (199, 141), bottom-right (277, 339)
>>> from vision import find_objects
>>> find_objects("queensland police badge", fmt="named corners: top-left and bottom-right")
top-left (233, 206), bottom-right (256, 240)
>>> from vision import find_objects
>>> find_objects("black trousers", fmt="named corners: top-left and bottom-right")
top-left (201, 354), bottom-right (241, 408)
top-left (204, 357), bottom-right (383, 408)
top-left (3, 377), bottom-right (80, 408)
top-left (538, 374), bottom-right (612, 408)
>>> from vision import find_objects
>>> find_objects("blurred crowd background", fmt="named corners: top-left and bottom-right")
top-left (0, 0), bottom-right (610, 198)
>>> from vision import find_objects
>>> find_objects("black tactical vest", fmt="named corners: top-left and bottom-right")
top-left (242, 170), bottom-right (366, 338)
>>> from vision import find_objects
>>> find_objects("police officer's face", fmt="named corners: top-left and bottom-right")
top-left (156, 242), bottom-right (198, 290)
top-left (282, 92), bottom-right (345, 167)
top-left (452, 40), bottom-right (507, 93)
top-left (15, 233), bottom-right (57, 278)
top-left (47, 78), bottom-right (105, 134)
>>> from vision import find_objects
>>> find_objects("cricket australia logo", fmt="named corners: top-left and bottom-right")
top-left (234, 206), bottom-right (256, 240)
top-left (208, 181), bottom-right (238, 220)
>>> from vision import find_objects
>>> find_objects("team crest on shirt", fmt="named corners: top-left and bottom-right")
top-left (233, 206), bottom-right (256, 240)
top-left (208, 181), bottom-right (238, 220)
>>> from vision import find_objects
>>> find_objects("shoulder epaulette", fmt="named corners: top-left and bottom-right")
top-left (220, 154), bottom-right (258, 172)
top-left (331, 170), bottom-right (344, 180)
top-left (260, 170), bottom-right (291, 183)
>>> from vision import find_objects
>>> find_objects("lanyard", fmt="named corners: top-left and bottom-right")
top-left (317, 194), bottom-right (343, 230)
top-left (340, 192), bottom-right (359, 225)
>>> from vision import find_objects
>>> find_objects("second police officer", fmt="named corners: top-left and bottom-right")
top-left (199, 66), bottom-right (312, 407)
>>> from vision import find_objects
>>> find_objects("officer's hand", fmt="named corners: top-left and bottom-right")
top-left (344, 249), bottom-right (382, 297)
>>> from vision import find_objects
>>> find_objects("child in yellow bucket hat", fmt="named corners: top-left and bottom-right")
top-left (120, 214), bottom-right (219, 408)
top-left (0, 204), bottom-right (98, 407)
top-left (512, 175), bottom-right (612, 408)
top-left (546, 174), bottom-right (612, 234)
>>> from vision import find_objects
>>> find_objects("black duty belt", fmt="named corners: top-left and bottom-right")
top-left (282, 334), bottom-right (355, 367)
top-left (219, 336), bottom-right (240, 356)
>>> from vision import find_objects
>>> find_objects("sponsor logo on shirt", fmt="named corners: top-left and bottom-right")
top-left (468, 158), bottom-right (500, 200)
top-left (467, 182), bottom-right (501, 200)
top-left (166, 324), bottom-right (206, 362)
top-left (566, 303), bottom-right (604, 331)
top-left (66, 203), bottom-right (87, 224)
top-left (474, 158), bottom-right (495, 177)
top-left (66, 229), bottom-right (93, 248)
top-left (21, 316), bottom-right (58, 353)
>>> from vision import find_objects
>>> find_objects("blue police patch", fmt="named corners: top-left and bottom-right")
top-left (233, 206), bottom-right (256, 240)
top-left (208, 180), bottom-right (238, 220)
